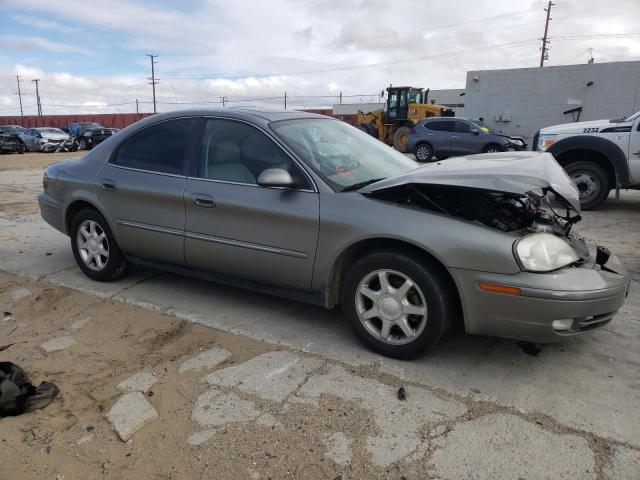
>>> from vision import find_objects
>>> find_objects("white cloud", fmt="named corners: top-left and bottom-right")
top-left (0, 0), bottom-right (639, 114)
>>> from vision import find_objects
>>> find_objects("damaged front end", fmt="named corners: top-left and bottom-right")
top-left (360, 152), bottom-right (618, 273)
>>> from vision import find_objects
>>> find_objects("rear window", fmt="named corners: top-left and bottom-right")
top-left (423, 120), bottom-right (455, 132)
top-left (111, 118), bottom-right (196, 175)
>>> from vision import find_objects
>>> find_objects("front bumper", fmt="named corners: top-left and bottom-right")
top-left (450, 250), bottom-right (629, 343)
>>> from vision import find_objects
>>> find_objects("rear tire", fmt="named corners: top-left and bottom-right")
top-left (393, 126), bottom-right (410, 153)
top-left (70, 209), bottom-right (130, 282)
top-left (564, 161), bottom-right (610, 210)
top-left (341, 251), bottom-right (455, 359)
top-left (415, 143), bottom-right (434, 162)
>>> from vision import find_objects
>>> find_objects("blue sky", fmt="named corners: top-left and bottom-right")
top-left (1, 0), bottom-right (639, 114)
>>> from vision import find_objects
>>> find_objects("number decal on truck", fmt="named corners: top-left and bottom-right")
top-left (583, 127), bottom-right (600, 133)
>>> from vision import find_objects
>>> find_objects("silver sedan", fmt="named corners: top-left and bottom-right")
top-left (38, 109), bottom-right (629, 358)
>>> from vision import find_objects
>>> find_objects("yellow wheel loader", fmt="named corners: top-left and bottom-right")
top-left (356, 86), bottom-right (455, 152)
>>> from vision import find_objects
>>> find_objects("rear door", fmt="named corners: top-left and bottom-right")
top-left (183, 117), bottom-right (320, 290)
top-left (451, 120), bottom-right (482, 156)
top-left (96, 117), bottom-right (198, 265)
top-left (423, 120), bottom-right (455, 156)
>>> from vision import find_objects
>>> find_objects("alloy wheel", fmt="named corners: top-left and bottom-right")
top-left (77, 220), bottom-right (109, 271)
top-left (355, 269), bottom-right (428, 345)
top-left (416, 145), bottom-right (432, 161)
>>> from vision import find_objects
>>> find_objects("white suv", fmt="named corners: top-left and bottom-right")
top-left (535, 110), bottom-right (640, 209)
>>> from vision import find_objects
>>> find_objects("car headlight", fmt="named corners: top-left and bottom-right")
top-left (514, 233), bottom-right (579, 272)
top-left (509, 138), bottom-right (524, 146)
top-left (537, 134), bottom-right (556, 151)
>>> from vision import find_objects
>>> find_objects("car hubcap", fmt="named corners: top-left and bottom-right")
top-left (571, 171), bottom-right (599, 203)
top-left (417, 145), bottom-right (431, 160)
top-left (355, 269), bottom-right (428, 345)
top-left (77, 220), bottom-right (109, 271)
top-left (487, 147), bottom-right (499, 153)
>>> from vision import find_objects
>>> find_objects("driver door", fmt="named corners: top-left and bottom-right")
top-left (184, 118), bottom-right (320, 290)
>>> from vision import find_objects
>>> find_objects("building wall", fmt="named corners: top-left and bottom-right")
top-left (463, 61), bottom-right (640, 146)
top-left (426, 89), bottom-right (465, 116)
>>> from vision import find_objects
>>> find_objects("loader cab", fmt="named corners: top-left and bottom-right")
top-left (386, 87), bottom-right (424, 123)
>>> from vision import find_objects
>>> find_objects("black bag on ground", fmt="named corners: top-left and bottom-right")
top-left (0, 362), bottom-right (59, 418)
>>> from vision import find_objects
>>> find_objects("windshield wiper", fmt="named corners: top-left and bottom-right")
top-left (341, 178), bottom-right (386, 192)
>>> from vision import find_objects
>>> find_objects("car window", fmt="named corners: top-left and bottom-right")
top-left (454, 121), bottom-right (472, 133)
top-left (424, 120), bottom-right (455, 132)
top-left (111, 118), bottom-right (197, 175)
top-left (198, 118), bottom-right (309, 187)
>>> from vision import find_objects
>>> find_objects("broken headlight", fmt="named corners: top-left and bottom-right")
top-left (514, 233), bottom-right (579, 272)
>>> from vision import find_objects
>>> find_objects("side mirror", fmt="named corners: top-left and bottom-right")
top-left (257, 168), bottom-right (295, 188)
top-left (470, 128), bottom-right (480, 135)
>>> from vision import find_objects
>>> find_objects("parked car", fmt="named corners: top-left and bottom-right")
top-left (20, 128), bottom-right (76, 152)
top-left (67, 122), bottom-right (114, 150)
top-left (0, 125), bottom-right (26, 153)
top-left (38, 109), bottom-right (629, 359)
top-left (534, 109), bottom-right (640, 210)
top-left (407, 117), bottom-right (527, 162)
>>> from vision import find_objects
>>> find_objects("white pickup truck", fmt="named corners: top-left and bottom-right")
top-left (534, 110), bottom-right (640, 209)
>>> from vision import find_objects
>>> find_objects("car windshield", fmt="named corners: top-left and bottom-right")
top-left (39, 128), bottom-right (64, 134)
top-left (624, 110), bottom-right (640, 122)
top-left (468, 119), bottom-right (492, 133)
top-left (271, 118), bottom-right (417, 191)
top-left (78, 122), bottom-right (102, 129)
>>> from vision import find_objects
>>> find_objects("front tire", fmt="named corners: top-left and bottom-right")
top-left (565, 161), bottom-right (610, 210)
top-left (341, 251), bottom-right (455, 359)
top-left (483, 144), bottom-right (503, 153)
top-left (77, 138), bottom-right (87, 150)
top-left (70, 209), bottom-right (130, 281)
top-left (393, 127), bottom-right (410, 153)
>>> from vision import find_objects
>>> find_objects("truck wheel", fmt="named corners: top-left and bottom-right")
top-left (565, 161), bottom-right (610, 210)
top-left (341, 251), bottom-right (455, 359)
top-left (415, 143), bottom-right (433, 162)
top-left (393, 127), bottom-right (410, 153)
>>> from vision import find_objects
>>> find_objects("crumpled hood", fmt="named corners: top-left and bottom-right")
top-left (360, 151), bottom-right (581, 212)
top-left (41, 132), bottom-right (70, 141)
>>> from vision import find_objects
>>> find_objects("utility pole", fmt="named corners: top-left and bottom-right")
top-left (284, 91), bottom-right (287, 110)
top-left (220, 97), bottom-right (227, 107)
top-left (15, 76), bottom-right (24, 117)
top-left (588, 48), bottom-right (594, 64)
top-left (32, 79), bottom-right (42, 116)
top-left (136, 98), bottom-right (139, 114)
top-left (146, 54), bottom-right (158, 114)
top-left (339, 91), bottom-right (342, 104)
top-left (539, 1), bottom-right (554, 67)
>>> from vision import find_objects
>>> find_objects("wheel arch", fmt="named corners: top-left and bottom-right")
top-left (64, 197), bottom-right (114, 237)
top-left (323, 237), bottom-right (464, 328)
top-left (547, 135), bottom-right (629, 186)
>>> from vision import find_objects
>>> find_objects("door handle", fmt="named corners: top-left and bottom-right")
top-left (427, 133), bottom-right (435, 136)
top-left (192, 193), bottom-right (215, 208)
top-left (101, 180), bottom-right (116, 191)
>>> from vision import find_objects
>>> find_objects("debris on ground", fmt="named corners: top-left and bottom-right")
top-left (178, 346), bottom-right (231, 373)
top-left (10, 288), bottom-right (32, 303)
top-left (397, 386), bottom-right (407, 401)
top-left (0, 362), bottom-right (59, 417)
top-left (39, 336), bottom-right (76, 353)
top-left (116, 372), bottom-right (157, 394)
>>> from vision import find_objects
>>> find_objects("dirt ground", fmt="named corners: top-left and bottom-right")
top-left (0, 151), bottom-right (79, 172)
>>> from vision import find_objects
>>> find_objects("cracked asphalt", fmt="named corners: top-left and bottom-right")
top-left (1, 153), bottom-right (639, 479)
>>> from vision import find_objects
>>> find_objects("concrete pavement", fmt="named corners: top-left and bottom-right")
top-left (1, 168), bottom-right (639, 478)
